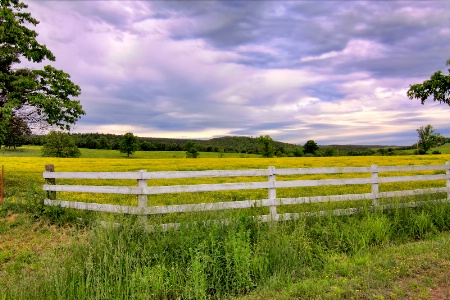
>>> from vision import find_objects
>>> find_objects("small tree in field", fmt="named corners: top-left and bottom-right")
top-left (416, 125), bottom-right (444, 154)
top-left (41, 131), bottom-right (80, 157)
top-left (303, 140), bottom-right (319, 155)
top-left (119, 132), bottom-right (139, 157)
top-left (258, 135), bottom-right (274, 158)
top-left (184, 140), bottom-right (199, 158)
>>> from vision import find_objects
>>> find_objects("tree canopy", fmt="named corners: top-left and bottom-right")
top-left (3, 115), bottom-right (30, 149)
top-left (119, 132), bottom-right (139, 157)
top-left (258, 135), bottom-right (274, 158)
top-left (303, 140), bottom-right (319, 155)
top-left (184, 140), bottom-right (199, 158)
top-left (407, 59), bottom-right (450, 106)
top-left (41, 131), bottom-right (80, 158)
top-left (416, 124), bottom-right (444, 154)
top-left (0, 0), bottom-right (85, 144)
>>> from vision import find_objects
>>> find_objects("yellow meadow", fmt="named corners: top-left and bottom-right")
top-left (3, 154), bottom-right (449, 218)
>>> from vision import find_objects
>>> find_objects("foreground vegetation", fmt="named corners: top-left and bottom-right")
top-left (1, 150), bottom-right (450, 299)
top-left (1, 204), bottom-right (449, 299)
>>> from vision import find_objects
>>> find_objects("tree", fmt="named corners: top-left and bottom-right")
top-left (84, 135), bottom-right (99, 149)
top-left (323, 147), bottom-right (336, 157)
top-left (416, 124), bottom-right (444, 154)
top-left (407, 59), bottom-right (450, 106)
top-left (184, 140), bottom-right (199, 158)
top-left (303, 140), bottom-right (319, 155)
top-left (41, 131), bottom-right (80, 157)
top-left (98, 136), bottom-right (110, 149)
top-left (0, 0), bottom-right (85, 145)
top-left (258, 135), bottom-right (274, 158)
top-left (3, 115), bottom-right (31, 149)
top-left (139, 141), bottom-right (153, 151)
top-left (292, 147), bottom-right (303, 157)
top-left (119, 132), bottom-right (139, 157)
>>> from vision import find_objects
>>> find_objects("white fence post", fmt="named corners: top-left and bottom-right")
top-left (268, 166), bottom-right (278, 220)
top-left (446, 162), bottom-right (450, 201)
top-left (371, 164), bottom-right (379, 207)
top-left (137, 170), bottom-right (148, 214)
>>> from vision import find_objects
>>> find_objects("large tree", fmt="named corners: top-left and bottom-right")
top-left (407, 59), bottom-right (450, 105)
top-left (0, 0), bottom-right (85, 144)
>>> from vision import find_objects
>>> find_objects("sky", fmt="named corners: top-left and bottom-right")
top-left (22, 0), bottom-right (450, 146)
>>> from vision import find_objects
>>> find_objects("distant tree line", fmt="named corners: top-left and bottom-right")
top-left (20, 133), bottom-right (396, 157)
top-left (21, 133), bottom-right (299, 155)
top-left (10, 126), bottom-right (450, 158)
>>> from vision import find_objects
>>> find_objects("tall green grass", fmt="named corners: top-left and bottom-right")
top-left (2, 200), bottom-right (449, 300)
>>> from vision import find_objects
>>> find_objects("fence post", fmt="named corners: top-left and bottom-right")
top-left (268, 166), bottom-right (278, 220)
top-left (371, 164), bottom-right (379, 207)
top-left (446, 162), bottom-right (450, 201)
top-left (45, 164), bottom-right (56, 200)
top-left (137, 170), bottom-right (148, 215)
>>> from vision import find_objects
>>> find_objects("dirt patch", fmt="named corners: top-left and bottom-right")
top-left (429, 285), bottom-right (450, 300)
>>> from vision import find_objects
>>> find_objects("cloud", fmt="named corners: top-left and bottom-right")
top-left (23, 0), bottom-right (450, 145)
top-left (301, 39), bottom-right (387, 63)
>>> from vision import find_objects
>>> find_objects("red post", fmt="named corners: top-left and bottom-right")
top-left (0, 165), bottom-right (4, 205)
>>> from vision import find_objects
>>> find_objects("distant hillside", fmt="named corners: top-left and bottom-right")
top-left (197, 136), bottom-right (297, 153)
top-left (140, 135), bottom-right (298, 154)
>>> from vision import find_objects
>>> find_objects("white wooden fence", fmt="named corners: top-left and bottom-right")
top-left (42, 162), bottom-right (450, 224)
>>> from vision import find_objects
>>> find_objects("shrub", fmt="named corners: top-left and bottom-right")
top-left (41, 131), bottom-right (80, 158)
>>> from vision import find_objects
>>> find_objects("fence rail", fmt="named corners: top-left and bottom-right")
top-left (43, 163), bottom-right (450, 223)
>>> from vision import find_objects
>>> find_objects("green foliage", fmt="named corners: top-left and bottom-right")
top-left (416, 124), bottom-right (444, 154)
top-left (303, 140), bottom-right (319, 155)
top-left (407, 59), bottom-right (450, 106)
top-left (23, 133), bottom-right (300, 154)
top-left (2, 115), bottom-right (31, 149)
top-left (184, 140), bottom-right (199, 158)
top-left (258, 135), bottom-right (274, 158)
top-left (41, 131), bottom-right (80, 158)
top-left (323, 147), bottom-right (336, 157)
top-left (377, 148), bottom-right (396, 156)
top-left (119, 132), bottom-right (139, 157)
top-left (292, 147), bottom-right (303, 157)
top-left (0, 0), bottom-right (84, 144)
top-left (97, 136), bottom-right (109, 149)
top-left (2, 203), bottom-right (450, 299)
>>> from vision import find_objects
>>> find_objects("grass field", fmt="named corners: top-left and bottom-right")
top-left (0, 145), bottom-right (260, 158)
top-left (0, 147), bottom-right (449, 299)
